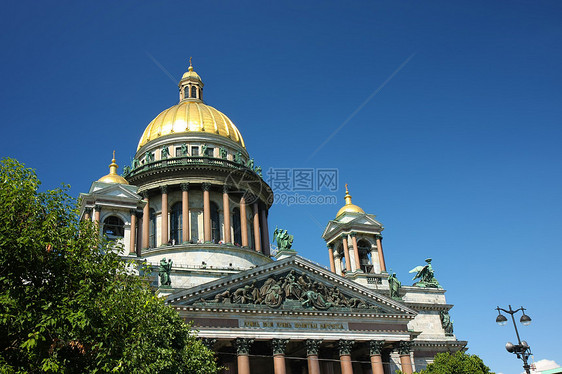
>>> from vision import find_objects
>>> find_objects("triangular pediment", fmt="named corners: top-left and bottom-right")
top-left (322, 214), bottom-right (383, 241)
top-left (168, 256), bottom-right (416, 317)
top-left (89, 182), bottom-right (141, 200)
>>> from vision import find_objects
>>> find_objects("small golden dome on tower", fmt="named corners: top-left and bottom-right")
top-left (97, 151), bottom-right (129, 185)
top-left (336, 184), bottom-right (365, 217)
top-left (181, 57), bottom-right (202, 82)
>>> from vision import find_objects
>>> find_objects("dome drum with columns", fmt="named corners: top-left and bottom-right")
top-left (80, 61), bottom-right (466, 374)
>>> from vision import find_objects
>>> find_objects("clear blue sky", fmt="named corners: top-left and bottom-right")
top-left (1, 1), bottom-right (561, 372)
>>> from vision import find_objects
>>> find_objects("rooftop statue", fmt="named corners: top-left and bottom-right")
top-left (273, 228), bottom-right (294, 251)
top-left (409, 258), bottom-right (441, 288)
top-left (388, 271), bottom-right (402, 300)
top-left (159, 258), bottom-right (173, 286)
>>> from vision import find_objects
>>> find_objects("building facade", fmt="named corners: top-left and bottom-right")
top-left (80, 62), bottom-right (466, 374)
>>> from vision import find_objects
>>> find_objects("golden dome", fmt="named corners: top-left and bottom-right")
top-left (336, 184), bottom-right (365, 217)
top-left (98, 151), bottom-right (129, 185)
top-left (137, 101), bottom-right (245, 150)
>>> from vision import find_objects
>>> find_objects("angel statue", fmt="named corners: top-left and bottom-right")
top-left (409, 258), bottom-right (441, 288)
top-left (273, 227), bottom-right (294, 251)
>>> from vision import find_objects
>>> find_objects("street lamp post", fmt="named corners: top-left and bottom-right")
top-left (496, 305), bottom-right (533, 374)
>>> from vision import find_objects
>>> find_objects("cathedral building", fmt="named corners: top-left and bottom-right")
top-left (79, 62), bottom-right (466, 374)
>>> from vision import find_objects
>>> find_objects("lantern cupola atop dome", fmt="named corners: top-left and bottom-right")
top-left (179, 58), bottom-right (204, 102)
top-left (97, 151), bottom-right (129, 185)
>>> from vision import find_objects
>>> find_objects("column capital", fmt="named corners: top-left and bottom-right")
top-left (202, 182), bottom-right (211, 191)
top-left (327, 243), bottom-right (333, 249)
top-left (375, 234), bottom-right (383, 241)
top-left (160, 185), bottom-right (168, 194)
top-left (397, 341), bottom-right (411, 355)
top-left (338, 339), bottom-right (354, 356)
top-left (340, 233), bottom-right (348, 240)
top-left (94, 204), bottom-right (101, 211)
top-left (306, 339), bottom-right (322, 356)
top-left (235, 338), bottom-right (254, 355)
top-left (349, 231), bottom-right (357, 238)
top-left (272, 338), bottom-right (289, 355)
top-left (84, 207), bottom-right (92, 214)
top-left (180, 182), bottom-right (190, 191)
top-left (223, 184), bottom-right (231, 193)
top-left (129, 209), bottom-right (137, 216)
top-left (141, 191), bottom-right (149, 199)
top-left (369, 340), bottom-right (385, 355)
top-left (201, 338), bottom-right (217, 349)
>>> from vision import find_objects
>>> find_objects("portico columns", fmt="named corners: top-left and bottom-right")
top-left (398, 341), bottom-right (413, 374)
top-left (235, 338), bottom-right (253, 374)
top-left (338, 339), bottom-right (354, 374)
top-left (306, 339), bottom-right (322, 374)
top-left (94, 205), bottom-right (101, 224)
top-left (240, 195), bottom-right (249, 247)
top-left (161, 186), bottom-right (168, 245)
top-left (260, 209), bottom-right (270, 256)
top-left (129, 209), bottom-right (137, 255)
top-left (223, 186), bottom-right (232, 244)
top-left (202, 183), bottom-right (211, 242)
top-left (369, 341), bottom-right (385, 374)
top-left (142, 192), bottom-right (149, 249)
top-left (84, 208), bottom-right (91, 221)
top-left (341, 235), bottom-right (352, 273)
top-left (252, 202), bottom-right (261, 252)
top-left (375, 234), bottom-right (387, 272)
top-left (181, 183), bottom-right (189, 243)
top-left (327, 244), bottom-right (336, 273)
top-left (272, 339), bottom-right (288, 374)
top-left (350, 232), bottom-right (361, 272)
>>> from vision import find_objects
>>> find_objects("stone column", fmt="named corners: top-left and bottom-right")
top-left (260, 209), bottom-right (270, 256)
top-left (398, 341), bottom-right (413, 374)
top-left (341, 235), bottom-right (352, 273)
top-left (181, 183), bottom-right (189, 243)
top-left (375, 234), bottom-right (387, 272)
top-left (306, 339), bottom-right (322, 374)
top-left (84, 208), bottom-right (91, 221)
top-left (161, 186), bottom-right (168, 246)
top-left (94, 205), bottom-right (101, 224)
top-left (202, 183), bottom-right (211, 243)
top-left (142, 192), bottom-right (149, 249)
top-left (129, 209), bottom-right (137, 255)
top-left (272, 338), bottom-right (288, 374)
top-left (369, 341), bottom-right (385, 374)
top-left (223, 185), bottom-right (231, 244)
top-left (252, 202), bottom-right (261, 252)
top-left (327, 244), bottom-right (336, 273)
top-left (350, 232), bottom-right (362, 272)
top-left (334, 253), bottom-right (342, 276)
top-left (240, 195), bottom-right (249, 247)
top-left (235, 338), bottom-right (253, 374)
top-left (338, 340), bottom-right (354, 374)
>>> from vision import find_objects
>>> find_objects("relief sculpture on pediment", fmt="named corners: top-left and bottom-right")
top-left (199, 269), bottom-right (386, 312)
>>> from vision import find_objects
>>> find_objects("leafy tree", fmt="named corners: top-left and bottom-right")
top-left (0, 158), bottom-right (219, 373)
top-left (397, 351), bottom-right (494, 374)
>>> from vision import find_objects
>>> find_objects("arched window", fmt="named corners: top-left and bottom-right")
top-left (191, 86), bottom-right (197, 98)
top-left (357, 239), bottom-right (373, 273)
top-left (170, 202), bottom-right (182, 244)
top-left (210, 202), bottom-right (220, 243)
top-left (149, 208), bottom-right (156, 248)
top-left (184, 86), bottom-right (189, 99)
top-left (103, 216), bottom-right (124, 238)
top-left (232, 207), bottom-right (242, 246)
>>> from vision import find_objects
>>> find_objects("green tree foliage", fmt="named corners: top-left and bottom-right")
top-left (397, 351), bottom-right (494, 374)
top-left (0, 158), bottom-right (219, 373)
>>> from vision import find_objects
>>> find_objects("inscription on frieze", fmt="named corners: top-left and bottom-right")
top-left (240, 320), bottom-right (346, 330)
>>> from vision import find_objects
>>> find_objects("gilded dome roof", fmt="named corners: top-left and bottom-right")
top-left (98, 152), bottom-right (129, 185)
top-left (336, 184), bottom-right (365, 217)
top-left (137, 101), bottom-right (245, 150)
top-left (137, 61), bottom-right (245, 150)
